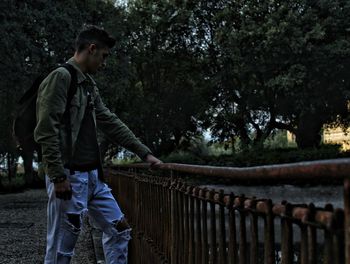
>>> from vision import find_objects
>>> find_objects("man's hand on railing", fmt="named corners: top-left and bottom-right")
top-left (144, 153), bottom-right (163, 170)
top-left (54, 179), bottom-right (72, 200)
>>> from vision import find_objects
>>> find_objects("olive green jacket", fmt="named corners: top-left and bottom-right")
top-left (34, 57), bottom-right (152, 183)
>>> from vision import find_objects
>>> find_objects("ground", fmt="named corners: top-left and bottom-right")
top-left (0, 188), bottom-right (97, 264)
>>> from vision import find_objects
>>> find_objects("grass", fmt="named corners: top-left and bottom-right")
top-left (0, 172), bottom-right (27, 194)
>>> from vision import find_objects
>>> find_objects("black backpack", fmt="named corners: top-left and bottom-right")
top-left (13, 63), bottom-right (78, 161)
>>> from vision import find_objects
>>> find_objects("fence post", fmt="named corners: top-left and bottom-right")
top-left (264, 199), bottom-right (275, 264)
top-left (170, 170), bottom-right (176, 264)
top-left (281, 202), bottom-right (293, 264)
top-left (344, 178), bottom-right (350, 263)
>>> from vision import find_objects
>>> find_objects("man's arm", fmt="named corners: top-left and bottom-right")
top-left (93, 86), bottom-right (154, 161)
top-left (34, 69), bottom-right (71, 183)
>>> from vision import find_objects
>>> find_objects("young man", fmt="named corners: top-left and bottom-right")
top-left (34, 25), bottom-right (162, 264)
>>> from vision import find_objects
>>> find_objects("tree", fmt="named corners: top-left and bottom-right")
top-left (199, 0), bottom-right (350, 149)
top-left (118, 0), bottom-right (209, 155)
top-left (0, 0), bottom-right (126, 187)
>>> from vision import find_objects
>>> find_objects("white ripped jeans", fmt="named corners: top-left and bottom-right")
top-left (44, 169), bottom-right (132, 264)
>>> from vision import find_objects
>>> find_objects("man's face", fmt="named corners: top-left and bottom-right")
top-left (85, 44), bottom-right (110, 74)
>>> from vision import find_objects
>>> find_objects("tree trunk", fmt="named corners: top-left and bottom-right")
top-left (231, 135), bottom-right (236, 154)
top-left (22, 150), bottom-right (34, 187)
top-left (295, 113), bottom-right (323, 149)
top-left (0, 175), bottom-right (3, 191)
top-left (7, 153), bottom-right (17, 182)
top-left (237, 117), bottom-right (252, 150)
top-left (7, 153), bottom-right (12, 183)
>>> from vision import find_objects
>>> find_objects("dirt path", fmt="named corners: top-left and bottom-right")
top-left (0, 188), bottom-right (96, 264)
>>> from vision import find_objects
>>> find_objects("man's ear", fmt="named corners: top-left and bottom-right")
top-left (87, 44), bottom-right (97, 54)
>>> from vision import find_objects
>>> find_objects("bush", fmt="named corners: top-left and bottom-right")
top-left (160, 150), bottom-right (207, 164)
top-left (162, 143), bottom-right (349, 167)
top-left (0, 173), bottom-right (26, 193)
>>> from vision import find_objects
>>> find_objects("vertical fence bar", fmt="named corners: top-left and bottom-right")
top-left (151, 177), bottom-right (155, 245)
top-left (345, 178), bottom-right (350, 264)
top-left (333, 209), bottom-right (344, 264)
top-left (189, 186), bottom-right (195, 264)
top-left (195, 187), bottom-right (202, 264)
top-left (184, 185), bottom-right (190, 263)
top-left (324, 204), bottom-right (334, 264)
top-left (209, 189), bottom-right (217, 264)
top-left (238, 195), bottom-right (247, 264)
top-left (160, 179), bottom-right (165, 261)
top-left (308, 204), bottom-right (317, 264)
top-left (300, 224), bottom-right (308, 264)
top-left (281, 203), bottom-right (293, 264)
top-left (156, 177), bottom-right (160, 246)
top-left (218, 189), bottom-right (227, 264)
top-left (249, 198), bottom-right (258, 264)
top-left (140, 177), bottom-right (146, 263)
top-left (228, 192), bottom-right (238, 264)
top-left (146, 176), bottom-right (151, 262)
top-left (324, 229), bottom-right (333, 264)
top-left (135, 174), bottom-right (141, 264)
top-left (165, 178), bottom-right (171, 262)
top-left (264, 199), bottom-right (275, 264)
top-left (170, 177), bottom-right (177, 264)
top-left (201, 188), bottom-right (209, 264)
top-left (178, 183), bottom-right (185, 264)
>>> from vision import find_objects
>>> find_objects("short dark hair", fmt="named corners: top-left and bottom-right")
top-left (75, 25), bottom-right (116, 53)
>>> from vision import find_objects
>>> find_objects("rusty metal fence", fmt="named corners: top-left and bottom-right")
top-left (105, 158), bottom-right (350, 264)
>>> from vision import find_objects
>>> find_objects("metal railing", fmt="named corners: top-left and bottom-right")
top-left (105, 158), bottom-right (350, 264)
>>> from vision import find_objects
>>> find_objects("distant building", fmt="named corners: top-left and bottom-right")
top-left (323, 126), bottom-right (350, 151)
top-left (286, 127), bottom-right (350, 150)
top-left (286, 131), bottom-right (296, 143)
top-left (287, 101), bottom-right (350, 150)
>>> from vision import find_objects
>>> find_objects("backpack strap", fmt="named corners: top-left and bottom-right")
top-left (61, 63), bottom-right (78, 111)
top-left (59, 63), bottom-right (78, 175)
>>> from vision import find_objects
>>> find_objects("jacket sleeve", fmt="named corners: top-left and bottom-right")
top-left (34, 69), bottom-right (71, 182)
top-left (93, 86), bottom-right (153, 161)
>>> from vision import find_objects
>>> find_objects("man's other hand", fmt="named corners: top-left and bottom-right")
top-left (54, 179), bottom-right (72, 200)
top-left (144, 154), bottom-right (163, 169)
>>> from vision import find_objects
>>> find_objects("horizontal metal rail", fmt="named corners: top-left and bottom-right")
top-left (105, 158), bottom-right (350, 264)
top-left (113, 158), bottom-right (350, 181)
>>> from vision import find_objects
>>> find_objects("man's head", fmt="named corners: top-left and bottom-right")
top-left (74, 25), bottom-right (116, 74)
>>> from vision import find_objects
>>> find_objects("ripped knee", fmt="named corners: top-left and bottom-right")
top-left (66, 213), bottom-right (82, 230)
top-left (112, 217), bottom-right (131, 232)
